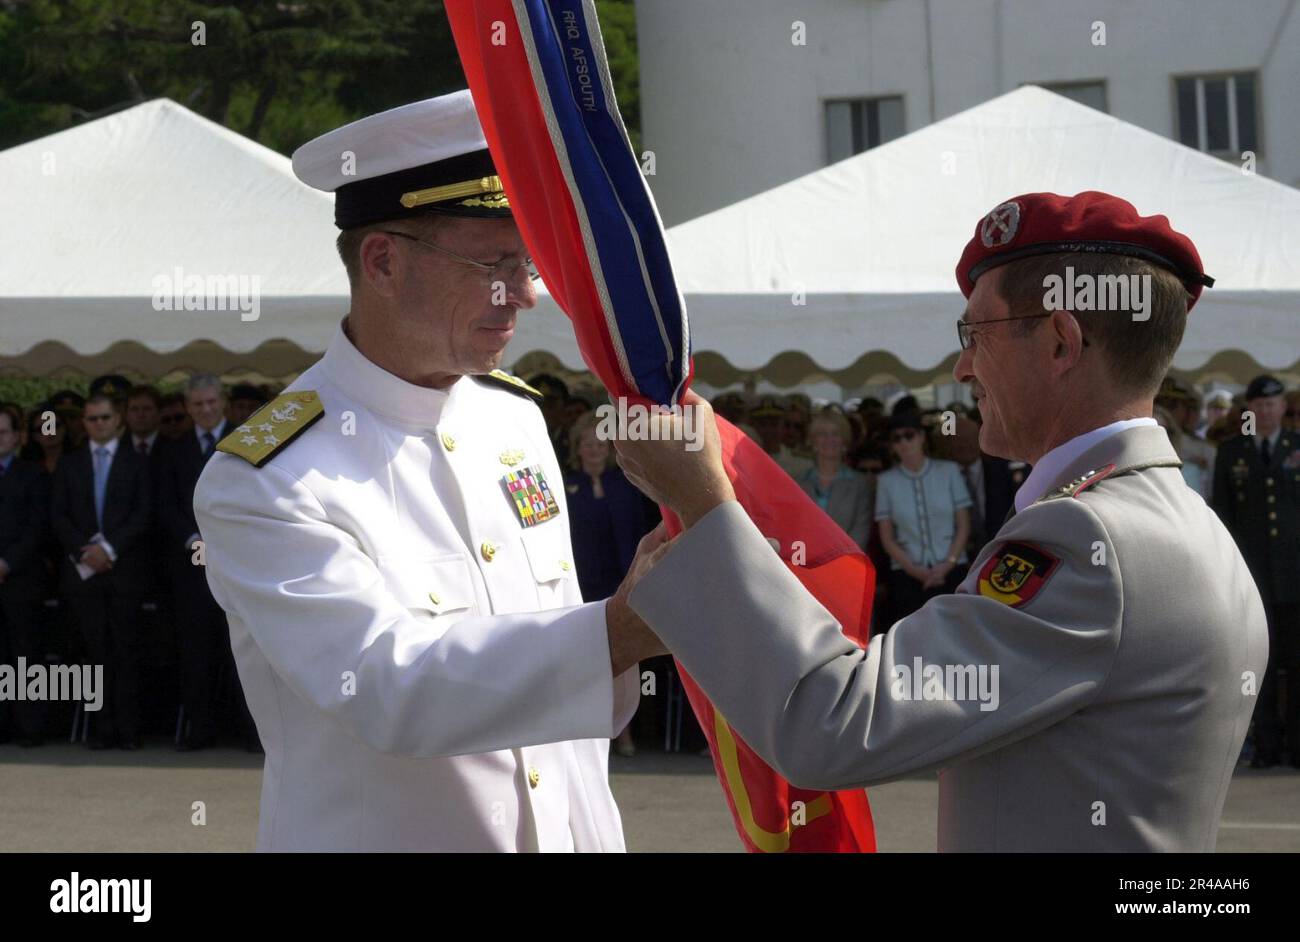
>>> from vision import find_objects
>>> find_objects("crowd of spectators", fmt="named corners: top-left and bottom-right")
top-left (0, 375), bottom-right (275, 750)
top-left (2, 368), bottom-right (1293, 766)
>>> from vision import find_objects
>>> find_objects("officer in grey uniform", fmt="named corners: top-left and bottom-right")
top-left (1213, 374), bottom-right (1299, 767)
top-left (604, 191), bottom-right (1269, 851)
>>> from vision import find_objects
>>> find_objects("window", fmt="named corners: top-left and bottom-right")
top-left (826, 96), bottom-right (904, 164)
top-left (1034, 81), bottom-right (1107, 112)
top-left (1175, 73), bottom-right (1258, 155)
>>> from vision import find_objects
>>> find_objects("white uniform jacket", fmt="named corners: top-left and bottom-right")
top-left (194, 326), bottom-right (639, 851)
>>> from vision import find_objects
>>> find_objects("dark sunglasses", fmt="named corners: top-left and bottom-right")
top-left (160, 414), bottom-right (187, 424)
top-left (890, 430), bottom-right (919, 443)
top-left (84, 414), bottom-right (116, 423)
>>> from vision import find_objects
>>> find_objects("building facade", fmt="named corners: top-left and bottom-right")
top-left (636, 0), bottom-right (1300, 224)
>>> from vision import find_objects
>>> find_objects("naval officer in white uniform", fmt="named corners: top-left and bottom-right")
top-left (193, 92), bottom-right (642, 851)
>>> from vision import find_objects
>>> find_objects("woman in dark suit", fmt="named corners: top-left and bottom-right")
top-left (797, 409), bottom-right (873, 549)
top-left (564, 411), bottom-right (660, 756)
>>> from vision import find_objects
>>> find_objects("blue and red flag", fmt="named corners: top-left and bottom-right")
top-left (446, 0), bottom-right (876, 853)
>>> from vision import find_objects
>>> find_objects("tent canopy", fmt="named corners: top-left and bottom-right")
top-left (0, 97), bottom-right (590, 381)
top-left (4, 90), bottom-right (1297, 388)
top-left (664, 85), bottom-right (1300, 387)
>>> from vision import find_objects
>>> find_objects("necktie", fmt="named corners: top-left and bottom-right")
top-left (201, 432), bottom-right (215, 457)
top-left (137, 439), bottom-right (149, 455)
top-left (93, 447), bottom-right (110, 530)
top-left (1262, 437), bottom-right (1273, 466)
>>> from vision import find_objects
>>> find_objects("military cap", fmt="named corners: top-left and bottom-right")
top-left (956, 191), bottom-right (1214, 309)
top-left (88, 374), bottom-right (131, 399)
top-left (293, 90), bottom-right (510, 229)
top-left (47, 389), bottom-right (85, 411)
top-left (1156, 376), bottom-right (1197, 404)
top-left (1245, 375), bottom-right (1285, 401)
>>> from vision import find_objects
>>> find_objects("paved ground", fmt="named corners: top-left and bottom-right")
top-left (1, 741), bottom-right (1296, 852)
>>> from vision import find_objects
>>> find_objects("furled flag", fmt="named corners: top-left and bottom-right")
top-left (446, 0), bottom-right (877, 853)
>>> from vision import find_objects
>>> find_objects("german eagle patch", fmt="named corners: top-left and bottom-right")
top-left (977, 541), bottom-right (1060, 608)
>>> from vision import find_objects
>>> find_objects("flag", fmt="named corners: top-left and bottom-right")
top-left (446, 0), bottom-right (877, 852)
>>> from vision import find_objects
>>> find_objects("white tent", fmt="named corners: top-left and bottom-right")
top-left (0, 98), bottom-right (584, 380)
top-left (664, 85), bottom-right (1300, 389)
top-left (4, 90), bottom-right (1297, 390)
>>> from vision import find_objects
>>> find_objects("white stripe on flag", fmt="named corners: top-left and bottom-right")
top-left (513, 0), bottom-right (638, 396)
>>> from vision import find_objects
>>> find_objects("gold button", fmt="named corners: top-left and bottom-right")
top-left (428, 591), bottom-right (441, 606)
top-left (1270, 528), bottom-right (1279, 537)
top-left (440, 432), bottom-right (456, 451)
top-left (1267, 495), bottom-right (1276, 503)
top-left (559, 560), bottom-right (572, 571)
top-left (1269, 512), bottom-right (1277, 521)
top-left (527, 767), bottom-right (540, 789)
top-left (480, 541), bottom-right (497, 562)
top-left (1265, 477), bottom-right (1274, 486)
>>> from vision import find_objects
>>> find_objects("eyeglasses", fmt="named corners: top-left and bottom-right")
top-left (890, 430), bottom-right (919, 444)
top-left (381, 230), bottom-right (541, 283)
top-left (160, 414), bottom-right (187, 425)
top-left (957, 313), bottom-right (1055, 350)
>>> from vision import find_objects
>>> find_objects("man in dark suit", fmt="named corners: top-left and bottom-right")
top-left (951, 416), bottom-right (1028, 552)
top-left (0, 407), bottom-right (51, 747)
top-left (1213, 374), bottom-right (1299, 768)
top-left (50, 394), bottom-right (153, 749)
top-left (158, 375), bottom-right (253, 751)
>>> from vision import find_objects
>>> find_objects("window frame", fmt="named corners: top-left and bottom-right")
top-left (1172, 70), bottom-right (1262, 158)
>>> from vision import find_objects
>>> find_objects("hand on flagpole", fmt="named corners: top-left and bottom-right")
top-left (614, 391), bottom-right (736, 529)
top-left (605, 522), bottom-right (674, 675)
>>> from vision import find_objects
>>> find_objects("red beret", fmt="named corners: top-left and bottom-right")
top-left (956, 191), bottom-right (1214, 310)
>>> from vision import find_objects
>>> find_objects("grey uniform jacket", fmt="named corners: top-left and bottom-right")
top-left (631, 426), bottom-right (1268, 851)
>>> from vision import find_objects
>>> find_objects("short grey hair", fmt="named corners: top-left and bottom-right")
top-left (185, 374), bottom-right (225, 397)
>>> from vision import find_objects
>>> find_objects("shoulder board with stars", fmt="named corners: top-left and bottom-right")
top-left (1034, 463), bottom-right (1119, 505)
top-left (216, 391), bottom-right (324, 468)
top-left (475, 370), bottom-right (544, 404)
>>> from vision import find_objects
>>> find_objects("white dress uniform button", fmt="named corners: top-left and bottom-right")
top-left (441, 432), bottom-right (456, 451)
top-left (480, 541), bottom-right (497, 562)
top-left (429, 591), bottom-right (441, 606)
top-left (527, 767), bottom-right (541, 789)
top-left (559, 560), bottom-right (572, 571)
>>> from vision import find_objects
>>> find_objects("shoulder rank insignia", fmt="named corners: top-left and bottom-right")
top-left (475, 369), bottom-right (544, 404)
top-left (977, 541), bottom-right (1061, 608)
top-left (217, 391), bottom-right (324, 468)
top-left (1037, 463), bottom-right (1118, 504)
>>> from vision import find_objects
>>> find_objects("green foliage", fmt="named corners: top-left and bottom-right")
top-left (0, 0), bottom-right (642, 155)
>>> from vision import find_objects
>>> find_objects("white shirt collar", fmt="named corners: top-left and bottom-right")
top-left (320, 321), bottom-right (463, 427)
top-left (196, 420), bottom-right (226, 445)
top-left (91, 435), bottom-right (120, 458)
top-left (1015, 418), bottom-right (1158, 512)
top-left (134, 431), bottom-right (158, 449)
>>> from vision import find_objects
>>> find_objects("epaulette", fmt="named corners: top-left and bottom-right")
top-left (217, 391), bottom-right (324, 468)
top-left (1034, 456), bottom-right (1183, 506)
top-left (475, 369), bottom-right (544, 404)
top-left (1035, 463), bottom-right (1119, 504)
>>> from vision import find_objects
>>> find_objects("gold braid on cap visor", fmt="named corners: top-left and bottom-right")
top-left (400, 175), bottom-right (509, 210)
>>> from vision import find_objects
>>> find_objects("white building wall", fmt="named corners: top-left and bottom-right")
top-left (637, 0), bottom-right (1300, 225)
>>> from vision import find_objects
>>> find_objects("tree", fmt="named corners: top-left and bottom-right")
top-left (0, 0), bottom-right (641, 155)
